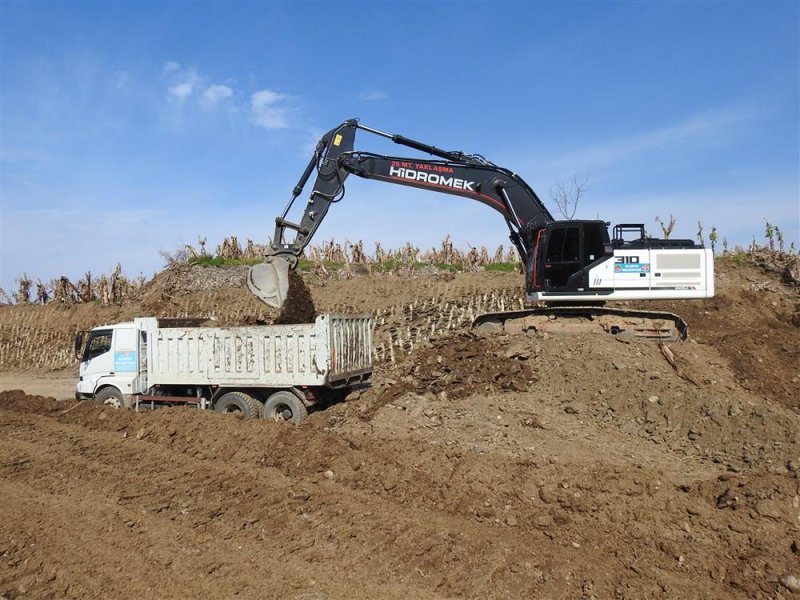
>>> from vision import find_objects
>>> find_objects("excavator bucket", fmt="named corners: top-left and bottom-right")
top-left (247, 257), bottom-right (291, 308)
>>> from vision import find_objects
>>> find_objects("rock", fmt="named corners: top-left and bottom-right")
top-left (755, 499), bottom-right (784, 520)
top-left (787, 458), bottom-right (800, 472)
top-left (505, 515), bottom-right (519, 527)
top-left (505, 344), bottom-right (532, 360)
top-left (291, 491), bottom-right (311, 501)
top-left (729, 522), bottom-right (750, 534)
top-left (612, 362), bottom-right (627, 370)
top-left (533, 514), bottom-right (554, 528)
top-left (290, 592), bottom-right (330, 600)
top-left (779, 575), bottom-right (800, 594)
top-left (715, 489), bottom-right (738, 509)
top-left (323, 470), bottom-right (335, 480)
top-left (538, 486), bottom-right (557, 504)
top-left (657, 540), bottom-right (682, 561)
top-left (136, 428), bottom-right (147, 440)
top-left (647, 395), bottom-right (659, 404)
top-left (564, 402), bottom-right (586, 415)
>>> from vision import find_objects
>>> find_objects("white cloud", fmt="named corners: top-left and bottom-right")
top-left (589, 181), bottom-right (799, 246)
top-left (358, 90), bottom-right (387, 101)
top-left (301, 127), bottom-right (325, 155)
top-left (536, 106), bottom-right (758, 177)
top-left (111, 70), bottom-right (129, 90)
top-left (251, 89), bottom-right (293, 129)
top-left (168, 82), bottom-right (194, 100)
top-left (163, 61), bottom-right (181, 74)
top-left (202, 84), bottom-right (233, 105)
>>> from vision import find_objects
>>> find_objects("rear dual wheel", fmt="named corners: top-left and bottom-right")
top-left (214, 391), bottom-right (263, 418)
top-left (262, 391), bottom-right (308, 424)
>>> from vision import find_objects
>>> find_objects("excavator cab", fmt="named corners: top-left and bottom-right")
top-left (529, 220), bottom-right (612, 294)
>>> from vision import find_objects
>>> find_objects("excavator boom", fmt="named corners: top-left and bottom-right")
top-left (251, 119), bottom-right (553, 308)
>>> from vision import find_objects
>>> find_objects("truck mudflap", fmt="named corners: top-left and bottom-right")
top-left (473, 306), bottom-right (688, 342)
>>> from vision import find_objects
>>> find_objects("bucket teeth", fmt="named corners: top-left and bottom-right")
top-left (248, 257), bottom-right (291, 308)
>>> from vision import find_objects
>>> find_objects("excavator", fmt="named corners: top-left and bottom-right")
top-left (248, 119), bottom-right (714, 341)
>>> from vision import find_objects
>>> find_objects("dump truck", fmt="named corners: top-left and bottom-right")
top-left (74, 314), bottom-right (372, 423)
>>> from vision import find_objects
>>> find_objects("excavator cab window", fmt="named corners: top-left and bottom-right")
top-left (583, 224), bottom-right (608, 264)
top-left (535, 221), bottom-right (611, 291)
top-left (543, 225), bottom-right (581, 287)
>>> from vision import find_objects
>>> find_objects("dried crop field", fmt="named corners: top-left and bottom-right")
top-left (1, 252), bottom-right (799, 599)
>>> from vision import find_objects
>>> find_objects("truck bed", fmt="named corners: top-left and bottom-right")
top-left (144, 314), bottom-right (372, 388)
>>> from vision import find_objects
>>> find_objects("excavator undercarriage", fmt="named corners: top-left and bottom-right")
top-left (473, 306), bottom-right (688, 342)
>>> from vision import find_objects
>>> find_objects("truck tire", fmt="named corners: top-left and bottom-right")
top-left (95, 387), bottom-right (124, 409)
top-left (263, 391), bottom-right (308, 424)
top-left (214, 391), bottom-right (263, 418)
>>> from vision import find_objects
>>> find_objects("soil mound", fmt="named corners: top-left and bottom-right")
top-left (2, 391), bottom-right (799, 599)
top-left (390, 331), bottom-right (538, 400)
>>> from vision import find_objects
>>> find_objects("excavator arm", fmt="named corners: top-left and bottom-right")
top-left (248, 119), bottom-right (553, 307)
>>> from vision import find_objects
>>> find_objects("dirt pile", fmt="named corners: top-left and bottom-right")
top-left (275, 270), bottom-right (318, 324)
top-left (386, 331), bottom-right (538, 400)
top-left (2, 388), bottom-right (799, 599)
top-left (652, 258), bottom-right (799, 410)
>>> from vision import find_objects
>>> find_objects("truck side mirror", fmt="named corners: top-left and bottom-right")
top-left (74, 332), bottom-right (84, 360)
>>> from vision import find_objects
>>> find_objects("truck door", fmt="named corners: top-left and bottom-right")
top-left (113, 328), bottom-right (143, 393)
top-left (77, 329), bottom-right (113, 395)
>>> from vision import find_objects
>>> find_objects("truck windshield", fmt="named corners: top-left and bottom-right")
top-left (83, 330), bottom-right (112, 361)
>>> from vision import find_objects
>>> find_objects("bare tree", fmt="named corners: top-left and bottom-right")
top-left (655, 215), bottom-right (677, 239)
top-left (549, 176), bottom-right (589, 220)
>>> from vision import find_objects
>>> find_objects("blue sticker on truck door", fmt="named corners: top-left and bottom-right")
top-left (114, 351), bottom-right (138, 372)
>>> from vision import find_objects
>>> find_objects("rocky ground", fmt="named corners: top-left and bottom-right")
top-left (0, 254), bottom-right (798, 599)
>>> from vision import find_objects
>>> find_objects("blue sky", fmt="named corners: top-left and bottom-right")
top-left (1, 1), bottom-right (798, 291)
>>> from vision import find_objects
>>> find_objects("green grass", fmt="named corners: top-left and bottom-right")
top-left (726, 251), bottom-right (750, 266)
top-left (484, 262), bottom-right (520, 272)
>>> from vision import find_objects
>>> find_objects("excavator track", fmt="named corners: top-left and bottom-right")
top-left (472, 306), bottom-right (688, 342)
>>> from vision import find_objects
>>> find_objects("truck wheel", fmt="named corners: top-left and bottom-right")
top-left (214, 391), bottom-right (262, 418)
top-left (263, 391), bottom-right (308, 424)
top-left (95, 387), bottom-right (124, 409)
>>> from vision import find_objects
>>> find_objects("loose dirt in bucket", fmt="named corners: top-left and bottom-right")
top-left (1, 255), bottom-right (799, 599)
top-left (275, 270), bottom-right (318, 324)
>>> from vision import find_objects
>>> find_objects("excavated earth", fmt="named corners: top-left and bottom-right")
top-left (1, 256), bottom-right (799, 599)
